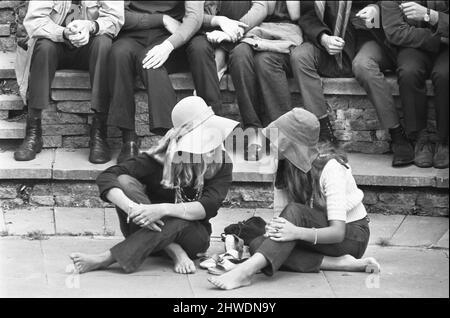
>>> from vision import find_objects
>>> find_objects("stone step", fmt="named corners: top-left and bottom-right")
top-left (0, 119), bottom-right (25, 139)
top-left (0, 148), bottom-right (447, 188)
top-left (0, 94), bottom-right (24, 111)
top-left (0, 52), bottom-right (434, 96)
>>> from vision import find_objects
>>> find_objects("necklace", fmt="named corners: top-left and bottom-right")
top-left (175, 185), bottom-right (203, 203)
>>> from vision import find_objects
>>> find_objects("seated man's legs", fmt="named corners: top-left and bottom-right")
top-left (71, 35), bottom-right (114, 164)
top-left (396, 47), bottom-right (434, 168)
top-left (352, 40), bottom-right (414, 167)
top-left (290, 42), bottom-right (341, 144)
top-left (229, 43), bottom-right (263, 130)
top-left (254, 51), bottom-right (292, 125)
top-left (430, 47), bottom-right (449, 169)
top-left (14, 39), bottom-right (64, 161)
top-left (186, 35), bottom-right (222, 114)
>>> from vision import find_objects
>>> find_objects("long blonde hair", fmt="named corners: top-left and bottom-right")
top-left (277, 143), bottom-right (348, 211)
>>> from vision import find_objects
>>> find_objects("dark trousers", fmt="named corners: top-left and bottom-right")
top-left (249, 202), bottom-right (370, 275)
top-left (28, 36), bottom-right (112, 112)
top-left (396, 47), bottom-right (449, 142)
top-left (352, 40), bottom-right (400, 130)
top-left (109, 175), bottom-right (210, 273)
top-left (290, 42), bottom-right (353, 118)
top-left (229, 43), bottom-right (293, 128)
top-left (108, 28), bottom-right (221, 135)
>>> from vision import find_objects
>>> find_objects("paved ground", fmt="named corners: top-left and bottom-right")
top-left (1, 213), bottom-right (448, 298)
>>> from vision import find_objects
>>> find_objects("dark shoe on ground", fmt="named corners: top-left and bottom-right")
top-left (117, 140), bottom-right (140, 164)
top-left (414, 131), bottom-right (434, 168)
top-left (389, 126), bottom-right (414, 167)
top-left (14, 117), bottom-right (43, 161)
top-left (89, 116), bottom-right (111, 164)
top-left (433, 142), bottom-right (449, 169)
top-left (319, 116), bottom-right (338, 145)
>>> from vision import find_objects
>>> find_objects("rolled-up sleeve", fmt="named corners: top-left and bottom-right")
top-left (96, 1), bottom-right (125, 38)
top-left (168, 0), bottom-right (204, 49)
top-left (198, 162), bottom-right (233, 221)
top-left (96, 154), bottom-right (159, 202)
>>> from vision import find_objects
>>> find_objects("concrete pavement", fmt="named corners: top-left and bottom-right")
top-left (0, 212), bottom-right (448, 298)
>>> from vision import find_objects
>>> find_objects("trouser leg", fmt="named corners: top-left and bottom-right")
top-left (396, 47), bottom-right (433, 137)
top-left (430, 47), bottom-right (449, 142)
top-left (186, 35), bottom-right (222, 114)
top-left (28, 39), bottom-right (64, 110)
top-left (255, 51), bottom-right (293, 123)
top-left (229, 43), bottom-right (263, 129)
top-left (352, 40), bottom-right (399, 129)
top-left (108, 34), bottom-right (145, 131)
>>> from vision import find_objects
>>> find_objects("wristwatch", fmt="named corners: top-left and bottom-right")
top-left (424, 8), bottom-right (431, 22)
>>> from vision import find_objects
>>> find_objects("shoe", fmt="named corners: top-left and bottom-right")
top-left (433, 141), bottom-right (449, 169)
top-left (117, 139), bottom-right (140, 164)
top-left (389, 126), bottom-right (414, 167)
top-left (319, 116), bottom-right (338, 145)
top-left (14, 117), bottom-right (43, 161)
top-left (89, 116), bottom-right (111, 164)
top-left (414, 131), bottom-right (434, 168)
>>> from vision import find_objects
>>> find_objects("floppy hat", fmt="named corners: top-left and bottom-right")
top-left (262, 108), bottom-right (320, 173)
top-left (172, 96), bottom-right (239, 154)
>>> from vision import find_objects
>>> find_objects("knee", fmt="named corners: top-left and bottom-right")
top-left (352, 56), bottom-right (377, 79)
top-left (290, 43), bottom-right (316, 70)
top-left (431, 68), bottom-right (449, 87)
top-left (91, 35), bottom-right (112, 52)
top-left (279, 202), bottom-right (309, 223)
top-left (117, 175), bottom-right (143, 192)
top-left (33, 39), bottom-right (58, 58)
top-left (254, 53), bottom-right (279, 75)
top-left (397, 64), bottom-right (424, 85)
top-left (187, 35), bottom-right (213, 57)
top-left (230, 43), bottom-right (252, 66)
top-left (110, 41), bottom-right (133, 64)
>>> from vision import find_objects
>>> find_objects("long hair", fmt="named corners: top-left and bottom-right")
top-left (277, 143), bottom-right (348, 210)
top-left (146, 131), bottom-right (223, 191)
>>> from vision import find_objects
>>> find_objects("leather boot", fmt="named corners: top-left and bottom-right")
top-left (319, 116), bottom-right (338, 145)
top-left (14, 117), bottom-right (43, 161)
top-left (414, 130), bottom-right (434, 168)
top-left (117, 133), bottom-right (140, 164)
top-left (389, 125), bottom-right (414, 167)
top-left (89, 116), bottom-right (111, 164)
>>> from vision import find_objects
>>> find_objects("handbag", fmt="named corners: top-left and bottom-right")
top-left (223, 216), bottom-right (267, 246)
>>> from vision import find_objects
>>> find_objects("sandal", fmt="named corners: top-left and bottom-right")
top-left (224, 234), bottom-right (244, 257)
top-left (199, 254), bottom-right (220, 269)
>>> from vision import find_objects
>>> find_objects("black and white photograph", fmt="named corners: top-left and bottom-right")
top-left (0, 0), bottom-right (448, 300)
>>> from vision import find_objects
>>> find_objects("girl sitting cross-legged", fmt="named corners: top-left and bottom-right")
top-left (209, 108), bottom-right (380, 290)
top-left (70, 96), bottom-right (238, 275)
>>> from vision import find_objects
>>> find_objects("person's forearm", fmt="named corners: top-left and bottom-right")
top-left (106, 187), bottom-right (137, 213)
top-left (297, 226), bottom-right (345, 244)
top-left (165, 202), bottom-right (206, 221)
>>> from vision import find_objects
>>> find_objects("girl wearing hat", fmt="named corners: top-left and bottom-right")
top-left (70, 96), bottom-right (239, 275)
top-left (209, 108), bottom-right (380, 290)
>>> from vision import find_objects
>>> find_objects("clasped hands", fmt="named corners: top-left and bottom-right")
top-left (206, 16), bottom-right (248, 44)
top-left (128, 203), bottom-right (169, 232)
top-left (64, 20), bottom-right (94, 48)
top-left (264, 217), bottom-right (300, 242)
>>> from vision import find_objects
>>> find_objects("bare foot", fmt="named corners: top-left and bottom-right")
top-left (363, 257), bottom-right (381, 273)
top-left (208, 267), bottom-right (252, 290)
top-left (165, 243), bottom-right (196, 274)
top-left (69, 251), bottom-right (114, 274)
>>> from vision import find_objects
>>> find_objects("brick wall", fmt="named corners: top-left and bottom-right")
top-left (0, 1), bottom-right (27, 52)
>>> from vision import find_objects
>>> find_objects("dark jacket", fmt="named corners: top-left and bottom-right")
top-left (382, 0), bottom-right (449, 54)
top-left (299, 1), bottom-right (379, 63)
top-left (96, 152), bottom-right (233, 235)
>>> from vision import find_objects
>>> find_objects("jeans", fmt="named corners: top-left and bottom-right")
top-left (250, 202), bottom-right (370, 275)
top-left (352, 40), bottom-right (400, 130)
top-left (290, 42), bottom-right (354, 118)
top-left (108, 28), bottom-right (221, 135)
top-left (396, 46), bottom-right (449, 142)
top-left (28, 36), bottom-right (112, 112)
top-left (109, 175), bottom-right (210, 273)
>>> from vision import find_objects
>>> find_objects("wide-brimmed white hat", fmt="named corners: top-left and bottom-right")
top-left (172, 96), bottom-right (239, 154)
